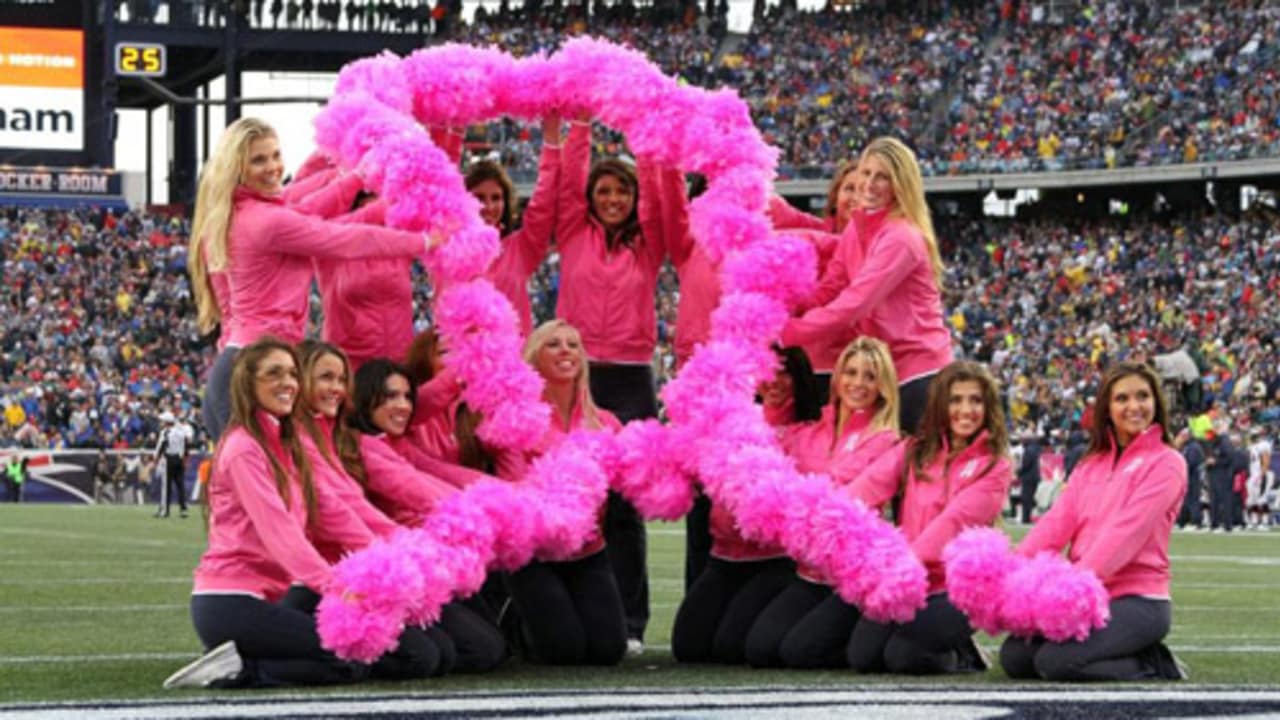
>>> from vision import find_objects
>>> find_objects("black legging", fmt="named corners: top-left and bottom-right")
top-left (672, 556), bottom-right (795, 664)
top-left (745, 578), bottom-right (859, 669)
top-left (192, 592), bottom-right (440, 687)
top-left (589, 362), bottom-right (656, 642)
top-left (201, 345), bottom-right (239, 443)
top-left (505, 549), bottom-right (627, 665)
top-left (684, 493), bottom-right (712, 591)
top-left (1000, 596), bottom-right (1173, 682)
top-left (847, 592), bottom-right (975, 674)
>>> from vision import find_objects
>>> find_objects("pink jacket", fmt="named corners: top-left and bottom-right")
top-left (194, 414), bottom-right (336, 601)
top-left (407, 372), bottom-right (527, 480)
top-left (302, 416), bottom-right (400, 562)
top-left (1017, 424), bottom-right (1186, 599)
top-left (223, 187), bottom-right (424, 347)
top-left (772, 406), bottom-right (902, 580)
top-left (486, 143), bottom-right (559, 337)
top-left (781, 207), bottom-right (952, 379)
top-left (554, 122), bottom-right (686, 363)
top-left (849, 431), bottom-right (1013, 594)
top-left (358, 433), bottom-right (459, 528)
top-left (202, 242), bottom-right (236, 352)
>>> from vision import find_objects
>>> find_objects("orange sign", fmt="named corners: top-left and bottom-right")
top-left (0, 26), bottom-right (83, 89)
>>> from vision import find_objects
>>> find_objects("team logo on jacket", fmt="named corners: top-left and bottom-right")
top-left (1121, 458), bottom-right (1145, 474)
top-left (959, 459), bottom-right (979, 479)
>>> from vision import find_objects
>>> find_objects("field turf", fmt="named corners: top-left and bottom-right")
top-left (1, 504), bottom-right (1279, 704)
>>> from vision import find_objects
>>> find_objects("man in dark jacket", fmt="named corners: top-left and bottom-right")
top-left (1176, 429), bottom-right (1205, 528)
top-left (1206, 430), bottom-right (1248, 532)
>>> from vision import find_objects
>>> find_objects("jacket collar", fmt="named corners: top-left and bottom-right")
top-left (234, 185), bottom-right (284, 204)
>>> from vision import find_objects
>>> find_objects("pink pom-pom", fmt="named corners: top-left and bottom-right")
top-left (1006, 552), bottom-right (1111, 642)
top-left (710, 292), bottom-right (789, 349)
top-left (334, 52), bottom-right (412, 114)
top-left (612, 420), bottom-right (696, 521)
top-left (465, 479), bottom-right (539, 572)
top-left (689, 201), bottom-right (772, 264)
top-left (316, 594), bottom-right (405, 663)
top-left (943, 527), bottom-right (1017, 636)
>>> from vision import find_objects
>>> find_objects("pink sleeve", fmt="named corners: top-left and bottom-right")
top-left (845, 442), bottom-right (908, 510)
top-left (762, 399), bottom-right (795, 428)
top-left (910, 457), bottom-right (1013, 566)
top-left (337, 199), bottom-right (387, 226)
top-left (224, 446), bottom-right (332, 591)
top-left (1074, 452), bottom-right (1186, 582)
top-left (293, 150), bottom-right (335, 183)
top-left (430, 127), bottom-right (464, 165)
top-left (361, 439), bottom-right (457, 521)
top-left (310, 470), bottom-right (377, 553)
top-left (397, 439), bottom-right (488, 490)
top-left (767, 195), bottom-right (826, 231)
top-left (554, 122), bottom-right (592, 248)
top-left (782, 225), bottom-right (921, 346)
top-left (796, 233), bottom-right (850, 315)
top-left (281, 168), bottom-right (336, 205)
top-left (411, 368), bottom-right (463, 426)
top-left (260, 203), bottom-right (423, 261)
top-left (637, 161), bottom-right (685, 273)
top-left (1017, 459), bottom-right (1087, 557)
top-left (492, 445), bottom-right (528, 482)
top-left (508, 142), bottom-right (560, 275)
top-left (288, 173), bottom-right (364, 219)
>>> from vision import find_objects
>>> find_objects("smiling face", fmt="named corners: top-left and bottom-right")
top-left (534, 325), bottom-right (583, 387)
top-left (759, 365), bottom-right (795, 408)
top-left (948, 379), bottom-right (985, 446)
top-left (854, 154), bottom-right (896, 212)
top-left (590, 172), bottom-right (636, 230)
top-left (837, 352), bottom-right (881, 416)
top-left (834, 169), bottom-right (858, 229)
top-left (253, 349), bottom-right (299, 418)
top-left (370, 373), bottom-right (413, 437)
top-left (307, 352), bottom-right (348, 420)
top-left (471, 178), bottom-right (507, 229)
top-left (241, 135), bottom-right (283, 195)
top-left (1108, 373), bottom-right (1156, 447)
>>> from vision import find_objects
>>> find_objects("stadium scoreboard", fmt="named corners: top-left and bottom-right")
top-left (113, 42), bottom-right (165, 77)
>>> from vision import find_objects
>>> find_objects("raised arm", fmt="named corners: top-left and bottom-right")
top-left (287, 172), bottom-right (365, 219)
top-left (508, 115), bottom-right (562, 276)
top-left (767, 194), bottom-right (827, 232)
top-left (259, 202), bottom-right (430, 261)
top-left (637, 160), bottom-right (687, 273)
top-left (554, 119), bottom-right (593, 245)
top-left (429, 126), bottom-right (465, 166)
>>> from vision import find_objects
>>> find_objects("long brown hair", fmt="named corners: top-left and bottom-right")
top-left (295, 340), bottom-right (367, 486)
top-left (587, 159), bottom-right (641, 252)
top-left (404, 330), bottom-right (494, 473)
top-left (906, 361), bottom-right (1008, 483)
top-left (217, 337), bottom-right (317, 521)
top-left (1088, 361), bottom-right (1172, 456)
top-left (824, 160), bottom-right (856, 228)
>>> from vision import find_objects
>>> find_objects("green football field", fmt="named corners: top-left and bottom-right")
top-left (1, 504), bottom-right (1278, 704)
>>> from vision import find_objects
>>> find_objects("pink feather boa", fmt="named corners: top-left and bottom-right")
top-left (944, 527), bottom-right (1111, 642)
top-left (315, 36), bottom-right (930, 658)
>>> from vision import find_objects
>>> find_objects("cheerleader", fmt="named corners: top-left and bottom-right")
top-left (503, 320), bottom-right (628, 665)
top-left (1000, 361), bottom-right (1187, 682)
top-left (843, 360), bottom-right (1011, 674)
top-left (163, 339), bottom-right (439, 689)
top-left (189, 118), bottom-right (435, 441)
top-left (671, 346), bottom-right (820, 664)
top-left (780, 138), bottom-right (952, 434)
top-left (344, 359), bottom-right (508, 673)
top-left (744, 338), bottom-right (904, 668)
top-left (552, 117), bottom-right (687, 651)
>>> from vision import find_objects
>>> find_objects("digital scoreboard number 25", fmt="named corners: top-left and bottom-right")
top-left (114, 42), bottom-right (165, 78)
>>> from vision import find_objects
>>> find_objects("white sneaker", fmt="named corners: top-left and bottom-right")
top-left (625, 638), bottom-right (644, 657)
top-left (163, 640), bottom-right (243, 689)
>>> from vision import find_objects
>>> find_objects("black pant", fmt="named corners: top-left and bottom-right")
top-left (745, 578), bottom-right (859, 669)
top-left (589, 362), bottom-right (655, 641)
top-left (1020, 475), bottom-right (1039, 524)
top-left (158, 455), bottom-right (187, 516)
top-left (847, 592), bottom-right (975, 674)
top-left (1000, 596), bottom-right (1172, 681)
top-left (202, 346), bottom-right (239, 443)
top-left (505, 550), bottom-right (626, 665)
top-left (684, 493), bottom-right (712, 591)
top-left (899, 373), bottom-right (937, 437)
top-left (672, 556), bottom-right (794, 664)
top-left (191, 593), bottom-right (443, 687)
top-left (1210, 473), bottom-right (1235, 530)
top-left (438, 599), bottom-right (506, 673)
top-left (1179, 470), bottom-right (1202, 527)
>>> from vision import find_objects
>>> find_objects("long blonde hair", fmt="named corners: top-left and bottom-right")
top-left (190, 117), bottom-right (278, 335)
top-left (860, 137), bottom-right (944, 291)
top-left (831, 336), bottom-right (900, 439)
top-left (522, 319), bottom-right (602, 430)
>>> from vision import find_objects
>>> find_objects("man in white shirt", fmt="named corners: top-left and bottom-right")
top-left (153, 412), bottom-right (189, 518)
